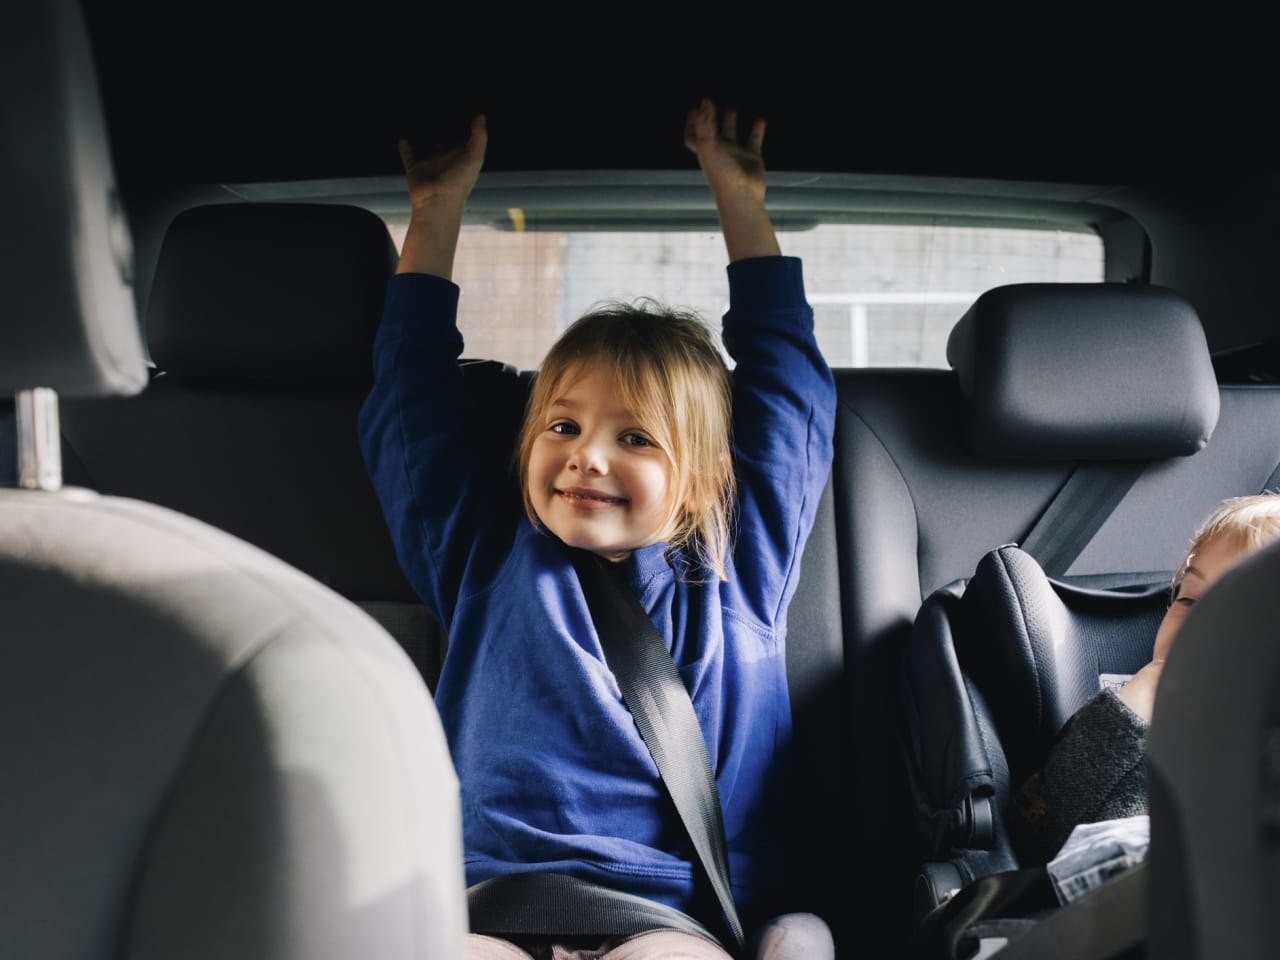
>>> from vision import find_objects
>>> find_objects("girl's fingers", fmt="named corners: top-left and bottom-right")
top-left (685, 98), bottom-right (716, 151)
top-left (722, 109), bottom-right (739, 144)
top-left (748, 117), bottom-right (766, 155)
top-left (468, 114), bottom-right (488, 154)
top-left (398, 138), bottom-right (415, 173)
top-left (684, 112), bottom-right (698, 151)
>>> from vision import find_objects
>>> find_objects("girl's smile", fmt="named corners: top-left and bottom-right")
top-left (555, 486), bottom-right (629, 508)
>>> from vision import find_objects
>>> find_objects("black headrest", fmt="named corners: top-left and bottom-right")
top-left (146, 203), bottom-right (398, 382)
top-left (0, 0), bottom-right (147, 397)
top-left (946, 284), bottom-right (1219, 459)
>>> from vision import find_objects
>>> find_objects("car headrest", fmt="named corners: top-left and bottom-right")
top-left (146, 203), bottom-right (399, 382)
top-left (946, 283), bottom-right (1220, 459)
top-left (0, 0), bottom-right (147, 397)
top-left (955, 545), bottom-right (1167, 781)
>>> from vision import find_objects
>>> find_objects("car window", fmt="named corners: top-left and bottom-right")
top-left (383, 220), bottom-right (1103, 370)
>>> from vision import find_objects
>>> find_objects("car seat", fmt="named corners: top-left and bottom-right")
top-left (903, 544), bottom-right (1168, 916)
top-left (917, 537), bottom-right (1280, 960)
top-left (0, 2), bottom-right (468, 957)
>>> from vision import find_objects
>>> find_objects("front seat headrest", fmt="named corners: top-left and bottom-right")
top-left (0, 0), bottom-right (147, 397)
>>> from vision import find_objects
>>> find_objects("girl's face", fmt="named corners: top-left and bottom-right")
top-left (526, 365), bottom-right (677, 562)
top-left (1153, 534), bottom-right (1247, 662)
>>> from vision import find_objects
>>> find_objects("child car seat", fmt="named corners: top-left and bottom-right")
top-left (902, 544), bottom-right (1169, 919)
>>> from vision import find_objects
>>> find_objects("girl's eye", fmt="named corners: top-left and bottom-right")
top-left (549, 421), bottom-right (579, 436)
top-left (1175, 595), bottom-right (1197, 608)
top-left (622, 433), bottom-right (654, 448)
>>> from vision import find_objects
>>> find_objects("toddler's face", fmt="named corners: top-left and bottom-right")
top-left (1153, 534), bottom-right (1247, 662)
top-left (526, 366), bottom-right (677, 561)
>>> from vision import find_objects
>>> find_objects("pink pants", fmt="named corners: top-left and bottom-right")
top-left (465, 913), bottom-right (834, 960)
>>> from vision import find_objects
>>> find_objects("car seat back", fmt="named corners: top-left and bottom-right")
top-left (2, 4), bottom-right (467, 957)
top-left (56, 202), bottom-right (462, 683)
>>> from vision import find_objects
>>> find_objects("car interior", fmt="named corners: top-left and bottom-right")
top-left (8, 3), bottom-right (1280, 957)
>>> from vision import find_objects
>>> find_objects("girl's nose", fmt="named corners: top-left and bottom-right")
top-left (568, 436), bottom-right (608, 475)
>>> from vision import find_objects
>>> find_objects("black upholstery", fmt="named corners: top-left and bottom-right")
top-left (55, 203), bottom-right (459, 677)
top-left (834, 284), bottom-right (1280, 951)
top-left (946, 282), bottom-right (1219, 459)
top-left (960, 548), bottom-right (1165, 779)
top-left (145, 203), bottom-right (398, 382)
top-left (61, 203), bottom-right (407, 592)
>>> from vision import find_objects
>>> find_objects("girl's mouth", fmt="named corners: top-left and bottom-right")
top-left (556, 487), bottom-right (628, 508)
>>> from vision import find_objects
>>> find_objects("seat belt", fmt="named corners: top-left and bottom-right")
top-left (569, 548), bottom-right (745, 952)
top-left (467, 871), bottom-right (724, 945)
top-left (1019, 461), bottom-right (1147, 578)
top-left (467, 548), bottom-right (746, 956)
top-left (1023, 453), bottom-right (1280, 580)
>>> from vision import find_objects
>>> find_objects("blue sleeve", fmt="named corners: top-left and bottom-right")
top-left (721, 256), bottom-right (836, 626)
top-left (357, 273), bottom-right (516, 628)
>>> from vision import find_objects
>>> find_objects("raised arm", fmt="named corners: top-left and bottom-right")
top-left (360, 114), bottom-right (513, 629)
top-left (396, 114), bottom-right (488, 278)
top-left (684, 97), bottom-right (780, 263)
top-left (685, 99), bottom-right (836, 622)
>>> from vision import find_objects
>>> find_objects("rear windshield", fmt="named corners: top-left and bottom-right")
top-left (384, 221), bottom-right (1104, 370)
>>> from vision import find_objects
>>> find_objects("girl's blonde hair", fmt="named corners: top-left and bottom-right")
top-left (1172, 491), bottom-right (1280, 599)
top-left (515, 299), bottom-right (736, 580)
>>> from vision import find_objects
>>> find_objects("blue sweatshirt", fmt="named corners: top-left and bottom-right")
top-left (358, 255), bottom-right (835, 928)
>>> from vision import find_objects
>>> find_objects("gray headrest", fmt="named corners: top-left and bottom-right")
top-left (147, 203), bottom-right (398, 382)
top-left (946, 283), bottom-right (1219, 459)
top-left (0, 0), bottom-right (148, 397)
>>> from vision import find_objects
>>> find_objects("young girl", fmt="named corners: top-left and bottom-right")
top-left (358, 100), bottom-right (837, 959)
top-left (1011, 492), bottom-right (1280, 865)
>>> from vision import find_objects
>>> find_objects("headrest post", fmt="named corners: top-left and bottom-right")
top-left (15, 388), bottom-right (62, 491)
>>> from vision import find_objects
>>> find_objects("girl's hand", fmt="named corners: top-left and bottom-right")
top-left (685, 97), bottom-right (779, 262)
top-left (394, 114), bottom-right (486, 279)
top-left (684, 98), bottom-right (766, 206)
top-left (399, 114), bottom-right (488, 213)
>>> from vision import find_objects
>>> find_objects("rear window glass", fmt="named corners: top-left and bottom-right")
top-left (384, 222), bottom-right (1104, 370)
